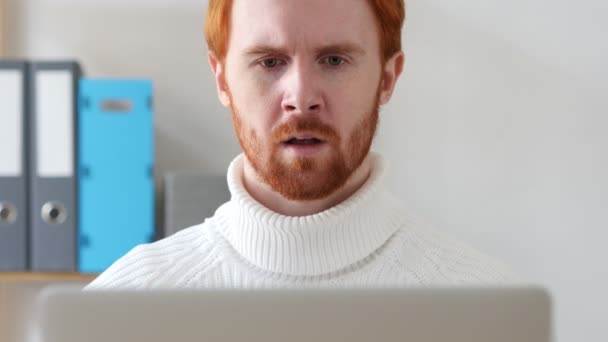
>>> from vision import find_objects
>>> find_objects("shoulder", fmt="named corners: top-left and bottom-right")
top-left (84, 219), bottom-right (221, 290)
top-left (386, 209), bottom-right (524, 285)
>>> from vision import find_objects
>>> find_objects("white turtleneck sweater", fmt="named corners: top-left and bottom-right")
top-left (86, 153), bottom-right (520, 289)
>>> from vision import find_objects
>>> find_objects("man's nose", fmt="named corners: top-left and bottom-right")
top-left (281, 63), bottom-right (324, 115)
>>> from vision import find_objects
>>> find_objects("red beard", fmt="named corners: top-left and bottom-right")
top-left (229, 86), bottom-right (381, 201)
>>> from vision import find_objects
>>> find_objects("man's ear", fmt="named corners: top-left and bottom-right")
top-left (208, 51), bottom-right (231, 107)
top-left (378, 51), bottom-right (405, 106)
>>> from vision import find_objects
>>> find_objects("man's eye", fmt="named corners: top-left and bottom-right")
top-left (323, 56), bottom-right (346, 66)
top-left (261, 58), bottom-right (282, 68)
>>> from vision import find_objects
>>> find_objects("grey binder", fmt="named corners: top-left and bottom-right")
top-left (0, 60), bottom-right (29, 270)
top-left (28, 61), bottom-right (82, 271)
top-left (163, 174), bottom-right (229, 238)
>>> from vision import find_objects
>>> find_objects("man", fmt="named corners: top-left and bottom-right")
top-left (87, 0), bottom-right (518, 289)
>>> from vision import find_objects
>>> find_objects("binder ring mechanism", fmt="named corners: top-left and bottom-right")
top-left (41, 202), bottom-right (68, 225)
top-left (0, 202), bottom-right (18, 224)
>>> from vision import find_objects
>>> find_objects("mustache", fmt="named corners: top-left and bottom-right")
top-left (272, 117), bottom-right (339, 143)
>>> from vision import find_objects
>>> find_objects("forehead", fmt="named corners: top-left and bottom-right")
top-left (229, 0), bottom-right (380, 54)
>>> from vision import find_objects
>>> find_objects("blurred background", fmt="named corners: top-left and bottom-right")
top-left (1, 0), bottom-right (607, 341)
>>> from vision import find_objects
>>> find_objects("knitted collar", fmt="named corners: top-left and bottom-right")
top-left (214, 152), bottom-right (404, 276)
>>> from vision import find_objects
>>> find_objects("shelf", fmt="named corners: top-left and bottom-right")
top-left (0, 272), bottom-right (98, 283)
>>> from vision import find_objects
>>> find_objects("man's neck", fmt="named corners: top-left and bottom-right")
top-left (241, 155), bottom-right (373, 217)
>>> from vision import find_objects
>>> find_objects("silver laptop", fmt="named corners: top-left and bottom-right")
top-left (37, 286), bottom-right (552, 342)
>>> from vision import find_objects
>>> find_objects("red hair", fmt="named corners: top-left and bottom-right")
top-left (204, 0), bottom-right (405, 63)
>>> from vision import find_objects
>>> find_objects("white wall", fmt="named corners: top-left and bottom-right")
top-left (5, 0), bottom-right (607, 341)
top-left (378, 2), bottom-right (607, 342)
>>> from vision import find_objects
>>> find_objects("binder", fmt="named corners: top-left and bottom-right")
top-left (0, 60), bottom-right (29, 270)
top-left (163, 173), bottom-right (229, 238)
top-left (78, 78), bottom-right (155, 273)
top-left (28, 61), bottom-right (82, 271)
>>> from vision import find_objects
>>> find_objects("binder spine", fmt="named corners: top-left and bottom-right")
top-left (28, 61), bottom-right (82, 271)
top-left (0, 60), bottom-right (29, 270)
top-left (78, 78), bottom-right (155, 273)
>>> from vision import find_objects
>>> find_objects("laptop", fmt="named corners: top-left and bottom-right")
top-left (37, 286), bottom-right (552, 342)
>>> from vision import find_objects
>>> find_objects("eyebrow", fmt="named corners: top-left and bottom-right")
top-left (243, 43), bottom-right (366, 58)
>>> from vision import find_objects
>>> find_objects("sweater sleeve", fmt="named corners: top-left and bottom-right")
top-left (84, 244), bottom-right (162, 290)
top-left (84, 222), bottom-right (212, 290)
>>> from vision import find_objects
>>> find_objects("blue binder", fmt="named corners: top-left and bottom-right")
top-left (78, 79), bottom-right (155, 273)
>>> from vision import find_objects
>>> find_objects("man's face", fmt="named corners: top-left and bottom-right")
top-left (220, 0), bottom-right (385, 201)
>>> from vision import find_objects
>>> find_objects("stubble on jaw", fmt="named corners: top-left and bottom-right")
top-left (227, 80), bottom-right (382, 201)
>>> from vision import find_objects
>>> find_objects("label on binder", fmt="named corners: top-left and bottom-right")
top-left (0, 70), bottom-right (23, 177)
